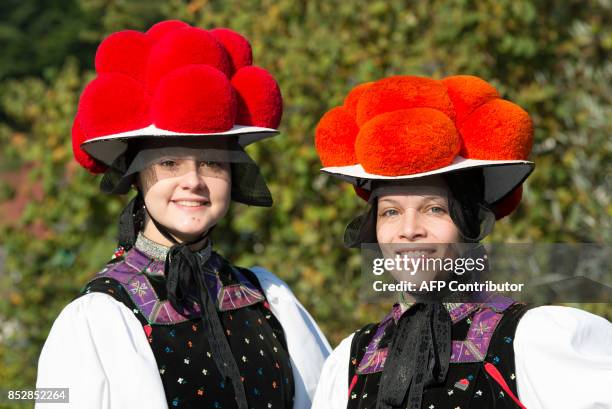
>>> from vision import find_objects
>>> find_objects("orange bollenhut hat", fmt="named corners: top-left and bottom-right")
top-left (314, 75), bottom-right (534, 219)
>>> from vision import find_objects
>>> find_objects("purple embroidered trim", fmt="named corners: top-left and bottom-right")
top-left (202, 266), bottom-right (265, 311)
top-left (447, 303), bottom-right (480, 323)
top-left (218, 283), bottom-right (265, 311)
top-left (356, 321), bottom-right (390, 374)
top-left (391, 304), bottom-right (405, 323)
top-left (450, 309), bottom-right (503, 363)
top-left (89, 248), bottom-right (265, 324)
top-left (355, 296), bottom-right (516, 374)
top-left (450, 296), bottom-right (515, 363)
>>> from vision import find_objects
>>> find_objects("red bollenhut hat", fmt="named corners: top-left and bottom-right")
top-left (72, 20), bottom-right (282, 171)
top-left (314, 75), bottom-right (534, 219)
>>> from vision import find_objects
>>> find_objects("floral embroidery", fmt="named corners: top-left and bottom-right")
top-left (89, 247), bottom-right (266, 325)
top-left (83, 244), bottom-right (295, 409)
top-left (346, 300), bottom-right (527, 409)
top-left (130, 280), bottom-right (148, 297)
top-left (356, 297), bottom-right (515, 374)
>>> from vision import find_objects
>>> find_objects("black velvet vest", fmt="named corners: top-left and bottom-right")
top-left (347, 300), bottom-right (530, 409)
top-left (79, 246), bottom-right (295, 409)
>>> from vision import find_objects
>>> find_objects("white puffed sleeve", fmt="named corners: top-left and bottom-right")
top-left (250, 267), bottom-right (332, 409)
top-left (514, 305), bottom-right (612, 409)
top-left (311, 333), bottom-right (354, 409)
top-left (35, 292), bottom-right (168, 409)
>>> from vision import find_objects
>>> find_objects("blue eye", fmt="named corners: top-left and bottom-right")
top-left (380, 209), bottom-right (399, 217)
top-left (429, 206), bottom-right (447, 214)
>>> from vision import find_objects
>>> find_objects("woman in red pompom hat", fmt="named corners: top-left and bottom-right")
top-left (36, 20), bottom-right (330, 409)
top-left (312, 75), bottom-right (612, 409)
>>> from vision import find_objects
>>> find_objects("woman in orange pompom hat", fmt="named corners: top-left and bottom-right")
top-left (36, 20), bottom-right (331, 409)
top-left (312, 75), bottom-right (612, 409)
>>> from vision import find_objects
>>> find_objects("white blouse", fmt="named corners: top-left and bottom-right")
top-left (312, 306), bottom-right (612, 409)
top-left (35, 267), bottom-right (331, 409)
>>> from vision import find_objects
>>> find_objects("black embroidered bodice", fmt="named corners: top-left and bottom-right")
top-left (347, 299), bottom-right (530, 409)
top-left (79, 240), bottom-right (295, 409)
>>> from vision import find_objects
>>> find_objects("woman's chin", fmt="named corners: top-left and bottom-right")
top-left (166, 226), bottom-right (210, 242)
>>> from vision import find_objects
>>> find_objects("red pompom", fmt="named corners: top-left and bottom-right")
top-left (71, 117), bottom-right (108, 173)
top-left (146, 20), bottom-right (191, 43)
top-left (355, 76), bottom-right (455, 126)
top-left (95, 30), bottom-right (151, 81)
top-left (78, 73), bottom-right (150, 138)
top-left (315, 106), bottom-right (359, 166)
top-left (355, 108), bottom-right (460, 176)
top-left (151, 65), bottom-right (236, 133)
top-left (493, 186), bottom-right (523, 219)
top-left (231, 66), bottom-right (282, 128)
top-left (343, 82), bottom-right (374, 116)
top-left (442, 75), bottom-right (500, 126)
top-left (459, 99), bottom-right (533, 160)
top-left (210, 28), bottom-right (253, 75)
top-left (146, 27), bottom-right (231, 92)
top-left (354, 186), bottom-right (371, 201)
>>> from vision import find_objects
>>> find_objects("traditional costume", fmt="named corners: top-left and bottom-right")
top-left (36, 20), bottom-right (330, 409)
top-left (311, 75), bottom-right (612, 409)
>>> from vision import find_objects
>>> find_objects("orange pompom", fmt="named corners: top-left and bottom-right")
top-left (355, 108), bottom-right (460, 176)
top-left (459, 99), bottom-right (533, 160)
top-left (493, 186), bottom-right (523, 219)
top-left (442, 75), bottom-right (499, 126)
top-left (355, 76), bottom-right (455, 126)
top-left (315, 106), bottom-right (359, 166)
top-left (343, 82), bottom-right (374, 116)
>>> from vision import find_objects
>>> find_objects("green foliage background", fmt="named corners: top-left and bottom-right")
top-left (0, 0), bottom-right (610, 399)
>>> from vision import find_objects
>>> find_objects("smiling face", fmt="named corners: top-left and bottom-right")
top-left (375, 175), bottom-right (462, 284)
top-left (138, 156), bottom-right (232, 245)
top-left (375, 176), bottom-right (461, 245)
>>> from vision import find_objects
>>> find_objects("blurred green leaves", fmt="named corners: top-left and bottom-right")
top-left (0, 0), bottom-right (610, 394)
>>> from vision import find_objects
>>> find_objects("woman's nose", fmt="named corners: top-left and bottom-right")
top-left (398, 209), bottom-right (428, 241)
top-left (179, 162), bottom-right (204, 189)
